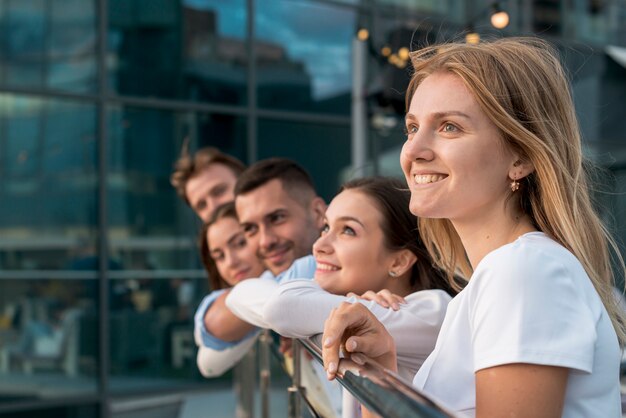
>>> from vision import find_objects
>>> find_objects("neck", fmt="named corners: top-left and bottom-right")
top-left (386, 273), bottom-right (414, 297)
top-left (452, 207), bottom-right (537, 272)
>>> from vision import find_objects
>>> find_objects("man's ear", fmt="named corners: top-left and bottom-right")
top-left (309, 197), bottom-right (327, 229)
top-left (388, 249), bottom-right (418, 278)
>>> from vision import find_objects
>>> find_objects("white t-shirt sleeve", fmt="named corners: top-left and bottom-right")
top-left (469, 242), bottom-right (597, 373)
top-left (195, 334), bottom-right (259, 378)
top-left (264, 280), bottom-right (450, 377)
top-left (263, 279), bottom-right (348, 338)
top-left (225, 278), bottom-right (279, 329)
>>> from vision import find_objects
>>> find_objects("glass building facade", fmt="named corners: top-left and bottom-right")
top-left (0, 0), bottom-right (624, 417)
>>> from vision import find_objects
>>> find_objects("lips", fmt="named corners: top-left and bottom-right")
top-left (315, 261), bottom-right (340, 273)
top-left (412, 173), bottom-right (448, 185)
top-left (260, 244), bottom-right (292, 265)
top-left (233, 268), bottom-right (251, 282)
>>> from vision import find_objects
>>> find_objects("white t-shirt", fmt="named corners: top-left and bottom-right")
top-left (412, 232), bottom-right (621, 417)
top-left (228, 276), bottom-right (451, 379)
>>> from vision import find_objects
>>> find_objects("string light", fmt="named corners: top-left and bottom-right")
top-left (357, 28), bottom-right (369, 41)
top-left (490, 3), bottom-right (510, 29)
top-left (465, 31), bottom-right (480, 44)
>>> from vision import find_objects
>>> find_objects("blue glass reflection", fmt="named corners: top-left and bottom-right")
top-left (256, 0), bottom-right (355, 114)
top-left (108, 0), bottom-right (247, 104)
top-left (0, 0), bottom-right (96, 92)
top-left (0, 95), bottom-right (97, 270)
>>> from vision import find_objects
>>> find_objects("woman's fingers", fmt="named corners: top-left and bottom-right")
top-left (322, 304), bottom-right (351, 380)
top-left (360, 290), bottom-right (390, 308)
top-left (376, 289), bottom-right (406, 310)
top-left (322, 302), bottom-right (398, 378)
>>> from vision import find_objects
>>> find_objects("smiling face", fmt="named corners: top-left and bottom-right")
top-left (236, 179), bottom-right (325, 276)
top-left (186, 163), bottom-right (238, 222)
top-left (400, 72), bottom-right (518, 224)
top-left (207, 217), bottom-right (265, 287)
top-left (313, 189), bottom-right (396, 296)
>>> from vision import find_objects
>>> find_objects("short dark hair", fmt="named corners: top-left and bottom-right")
top-left (340, 177), bottom-right (456, 295)
top-left (234, 158), bottom-right (317, 204)
top-left (199, 201), bottom-right (239, 291)
top-left (171, 143), bottom-right (246, 205)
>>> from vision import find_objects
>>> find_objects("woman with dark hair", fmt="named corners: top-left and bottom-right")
top-left (193, 202), bottom-right (265, 377)
top-left (227, 176), bottom-right (454, 417)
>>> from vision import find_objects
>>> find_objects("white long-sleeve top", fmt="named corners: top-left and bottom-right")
top-left (228, 278), bottom-right (451, 379)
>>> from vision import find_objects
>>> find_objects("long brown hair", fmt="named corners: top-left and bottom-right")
top-left (198, 202), bottom-right (239, 291)
top-left (406, 37), bottom-right (625, 342)
top-left (341, 177), bottom-right (455, 295)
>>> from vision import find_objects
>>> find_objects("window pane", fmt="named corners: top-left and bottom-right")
top-left (0, 0), bottom-right (97, 92)
top-left (108, 0), bottom-right (248, 105)
top-left (107, 105), bottom-right (247, 388)
top-left (0, 279), bottom-right (98, 404)
top-left (256, 0), bottom-right (355, 115)
top-left (108, 276), bottom-right (209, 389)
top-left (257, 119), bottom-right (351, 201)
top-left (0, 95), bottom-right (98, 271)
top-left (107, 105), bottom-right (247, 270)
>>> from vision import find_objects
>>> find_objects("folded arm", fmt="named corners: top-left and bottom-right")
top-left (204, 290), bottom-right (256, 342)
top-left (225, 278), bottom-right (279, 328)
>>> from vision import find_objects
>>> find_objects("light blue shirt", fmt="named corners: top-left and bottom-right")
top-left (194, 255), bottom-right (316, 350)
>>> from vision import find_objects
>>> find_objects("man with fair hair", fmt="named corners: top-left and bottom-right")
top-left (170, 144), bottom-right (245, 221)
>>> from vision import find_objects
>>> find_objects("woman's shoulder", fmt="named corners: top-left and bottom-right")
top-left (404, 288), bottom-right (453, 312)
top-left (476, 232), bottom-right (585, 279)
top-left (467, 232), bottom-right (594, 303)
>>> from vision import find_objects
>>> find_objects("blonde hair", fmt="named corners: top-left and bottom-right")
top-left (406, 37), bottom-right (626, 343)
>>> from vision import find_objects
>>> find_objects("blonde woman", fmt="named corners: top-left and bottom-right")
top-left (322, 37), bottom-right (625, 418)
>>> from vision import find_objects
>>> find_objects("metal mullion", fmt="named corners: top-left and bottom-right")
top-left (256, 108), bottom-right (350, 126)
top-left (247, 0), bottom-right (257, 163)
top-left (0, 394), bottom-right (102, 415)
top-left (96, 0), bottom-right (110, 417)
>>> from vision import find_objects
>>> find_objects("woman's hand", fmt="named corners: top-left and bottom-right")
top-left (346, 289), bottom-right (407, 311)
top-left (322, 302), bottom-right (397, 380)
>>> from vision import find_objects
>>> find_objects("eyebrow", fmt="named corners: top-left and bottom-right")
top-left (264, 208), bottom-right (287, 220)
top-left (405, 111), bottom-right (471, 122)
top-left (335, 216), bottom-right (365, 228)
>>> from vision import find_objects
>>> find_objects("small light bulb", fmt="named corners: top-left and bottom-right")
top-left (357, 29), bottom-right (369, 41)
top-left (398, 47), bottom-right (410, 60)
top-left (381, 46), bottom-right (391, 57)
top-left (465, 32), bottom-right (480, 44)
top-left (491, 10), bottom-right (509, 29)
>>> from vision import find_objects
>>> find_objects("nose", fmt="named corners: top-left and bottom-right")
top-left (259, 226), bottom-right (279, 250)
top-left (226, 249), bottom-right (241, 269)
top-left (312, 231), bottom-right (333, 256)
top-left (401, 130), bottom-right (435, 163)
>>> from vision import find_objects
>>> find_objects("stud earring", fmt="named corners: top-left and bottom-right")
top-left (388, 271), bottom-right (398, 277)
top-left (510, 178), bottom-right (520, 192)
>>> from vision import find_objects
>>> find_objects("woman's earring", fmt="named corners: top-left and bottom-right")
top-left (388, 271), bottom-right (398, 277)
top-left (510, 178), bottom-right (520, 192)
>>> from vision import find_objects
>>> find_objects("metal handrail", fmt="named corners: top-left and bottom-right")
top-left (245, 334), bottom-right (455, 418)
top-left (298, 337), bottom-right (455, 418)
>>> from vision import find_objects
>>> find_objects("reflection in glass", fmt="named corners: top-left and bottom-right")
top-left (0, 279), bottom-right (98, 403)
top-left (0, 0), bottom-right (97, 92)
top-left (258, 119), bottom-right (351, 201)
top-left (107, 105), bottom-right (247, 270)
top-left (108, 0), bottom-right (247, 104)
top-left (0, 95), bottom-right (97, 271)
top-left (108, 276), bottom-right (208, 389)
top-left (256, 0), bottom-right (355, 114)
